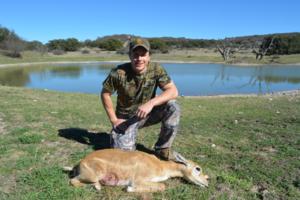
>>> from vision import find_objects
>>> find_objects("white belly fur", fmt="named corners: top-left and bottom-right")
top-left (150, 175), bottom-right (169, 182)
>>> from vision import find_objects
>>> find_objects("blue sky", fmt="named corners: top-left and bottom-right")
top-left (1, 0), bottom-right (299, 43)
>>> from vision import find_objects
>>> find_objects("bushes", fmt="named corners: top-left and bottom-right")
top-left (52, 49), bottom-right (65, 55)
top-left (4, 50), bottom-right (22, 58)
top-left (47, 38), bottom-right (81, 52)
top-left (81, 49), bottom-right (90, 54)
top-left (149, 39), bottom-right (169, 53)
top-left (0, 26), bottom-right (25, 58)
top-left (64, 38), bottom-right (81, 51)
top-left (268, 34), bottom-right (300, 55)
top-left (97, 38), bottom-right (123, 51)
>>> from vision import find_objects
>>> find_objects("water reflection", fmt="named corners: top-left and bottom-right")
top-left (211, 65), bottom-right (300, 93)
top-left (203, 64), bottom-right (300, 85)
top-left (0, 68), bottom-right (30, 86)
top-left (0, 62), bottom-right (299, 95)
top-left (48, 66), bottom-right (82, 78)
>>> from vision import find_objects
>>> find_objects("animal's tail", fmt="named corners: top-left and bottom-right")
top-left (63, 166), bottom-right (73, 172)
top-left (63, 165), bottom-right (79, 178)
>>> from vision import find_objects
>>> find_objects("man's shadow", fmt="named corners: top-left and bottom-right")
top-left (58, 128), bottom-right (155, 154)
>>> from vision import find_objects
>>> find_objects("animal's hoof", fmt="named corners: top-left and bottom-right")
top-left (94, 182), bottom-right (101, 191)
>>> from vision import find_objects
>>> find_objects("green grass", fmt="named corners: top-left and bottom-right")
top-left (0, 85), bottom-right (299, 199)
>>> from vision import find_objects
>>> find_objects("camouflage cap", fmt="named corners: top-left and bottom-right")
top-left (129, 38), bottom-right (150, 52)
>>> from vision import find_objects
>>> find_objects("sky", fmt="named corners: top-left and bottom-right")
top-left (1, 0), bottom-right (299, 44)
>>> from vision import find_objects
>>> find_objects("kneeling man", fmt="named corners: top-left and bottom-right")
top-left (101, 38), bottom-right (180, 160)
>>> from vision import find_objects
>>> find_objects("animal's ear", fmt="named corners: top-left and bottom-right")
top-left (173, 151), bottom-right (188, 166)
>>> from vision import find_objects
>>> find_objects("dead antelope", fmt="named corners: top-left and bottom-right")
top-left (64, 148), bottom-right (209, 192)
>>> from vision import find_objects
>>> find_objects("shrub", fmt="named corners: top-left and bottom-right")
top-left (149, 39), bottom-right (169, 53)
top-left (64, 38), bottom-right (81, 51)
top-left (116, 47), bottom-right (128, 55)
top-left (97, 39), bottom-right (123, 51)
top-left (52, 49), bottom-right (65, 55)
top-left (81, 49), bottom-right (90, 54)
top-left (4, 50), bottom-right (22, 58)
top-left (47, 38), bottom-right (80, 52)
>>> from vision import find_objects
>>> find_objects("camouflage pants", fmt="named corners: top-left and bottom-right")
top-left (111, 100), bottom-right (180, 151)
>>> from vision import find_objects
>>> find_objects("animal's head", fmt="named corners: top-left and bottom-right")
top-left (173, 151), bottom-right (209, 187)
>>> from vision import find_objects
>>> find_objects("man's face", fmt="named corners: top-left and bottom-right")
top-left (129, 47), bottom-right (150, 74)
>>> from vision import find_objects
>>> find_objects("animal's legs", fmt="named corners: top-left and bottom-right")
top-left (127, 182), bottom-right (166, 192)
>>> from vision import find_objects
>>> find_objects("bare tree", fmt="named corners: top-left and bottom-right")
top-left (252, 37), bottom-right (275, 60)
top-left (5, 38), bottom-right (24, 58)
top-left (116, 35), bottom-right (131, 55)
top-left (217, 44), bottom-right (233, 61)
top-left (216, 39), bottom-right (243, 61)
top-left (123, 35), bottom-right (131, 47)
top-left (37, 45), bottom-right (48, 56)
top-left (4, 32), bottom-right (25, 58)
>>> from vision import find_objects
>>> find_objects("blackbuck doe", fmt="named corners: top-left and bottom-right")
top-left (64, 149), bottom-right (209, 192)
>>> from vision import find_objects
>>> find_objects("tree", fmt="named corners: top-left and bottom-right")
top-left (47, 39), bottom-right (65, 50)
top-left (4, 31), bottom-right (25, 58)
top-left (252, 37), bottom-right (275, 60)
top-left (26, 40), bottom-right (43, 50)
top-left (98, 38), bottom-right (123, 51)
top-left (64, 38), bottom-right (81, 51)
top-left (116, 35), bottom-right (132, 55)
top-left (0, 26), bottom-right (10, 44)
top-left (149, 39), bottom-right (168, 53)
top-left (26, 40), bottom-right (48, 55)
top-left (216, 39), bottom-right (243, 61)
top-left (83, 39), bottom-right (96, 47)
top-left (267, 34), bottom-right (300, 55)
top-left (47, 38), bottom-right (80, 51)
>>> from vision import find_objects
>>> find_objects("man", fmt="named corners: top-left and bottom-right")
top-left (101, 37), bottom-right (180, 160)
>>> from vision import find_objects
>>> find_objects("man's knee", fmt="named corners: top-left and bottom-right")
top-left (164, 100), bottom-right (180, 126)
top-left (110, 129), bottom-right (136, 151)
top-left (111, 137), bottom-right (136, 151)
top-left (167, 100), bottom-right (180, 114)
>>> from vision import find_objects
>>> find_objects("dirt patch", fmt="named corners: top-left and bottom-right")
top-left (251, 183), bottom-right (279, 200)
top-left (0, 174), bottom-right (16, 194)
top-left (0, 150), bottom-right (25, 194)
top-left (210, 183), bottom-right (235, 200)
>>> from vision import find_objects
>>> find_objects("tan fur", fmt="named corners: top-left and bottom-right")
top-left (65, 149), bottom-right (209, 192)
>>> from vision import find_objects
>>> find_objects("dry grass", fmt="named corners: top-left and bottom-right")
top-left (1, 48), bottom-right (300, 66)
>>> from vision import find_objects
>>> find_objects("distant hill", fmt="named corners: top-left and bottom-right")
top-left (93, 32), bottom-right (300, 50)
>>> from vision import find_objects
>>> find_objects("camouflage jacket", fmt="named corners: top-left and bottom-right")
top-left (102, 62), bottom-right (171, 119)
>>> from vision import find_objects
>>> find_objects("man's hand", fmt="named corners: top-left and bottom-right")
top-left (101, 91), bottom-right (127, 129)
top-left (136, 101), bottom-right (154, 119)
top-left (112, 118), bottom-right (126, 128)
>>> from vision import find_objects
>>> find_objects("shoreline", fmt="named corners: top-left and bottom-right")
top-left (0, 60), bottom-right (128, 68)
top-left (180, 89), bottom-right (300, 98)
top-left (0, 84), bottom-right (298, 98)
top-left (1, 60), bottom-right (300, 68)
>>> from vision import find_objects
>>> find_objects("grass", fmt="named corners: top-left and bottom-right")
top-left (0, 85), bottom-right (299, 199)
top-left (0, 51), bottom-right (128, 65)
top-left (1, 50), bottom-right (300, 66)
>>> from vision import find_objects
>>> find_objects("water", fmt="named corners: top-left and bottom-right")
top-left (0, 62), bottom-right (300, 96)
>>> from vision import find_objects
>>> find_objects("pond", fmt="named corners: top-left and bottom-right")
top-left (1, 62), bottom-right (300, 96)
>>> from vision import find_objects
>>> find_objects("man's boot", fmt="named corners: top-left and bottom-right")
top-left (155, 148), bottom-right (175, 161)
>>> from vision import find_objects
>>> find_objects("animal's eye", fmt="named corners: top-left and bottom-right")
top-left (195, 167), bottom-right (201, 172)
top-left (192, 167), bottom-right (202, 176)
